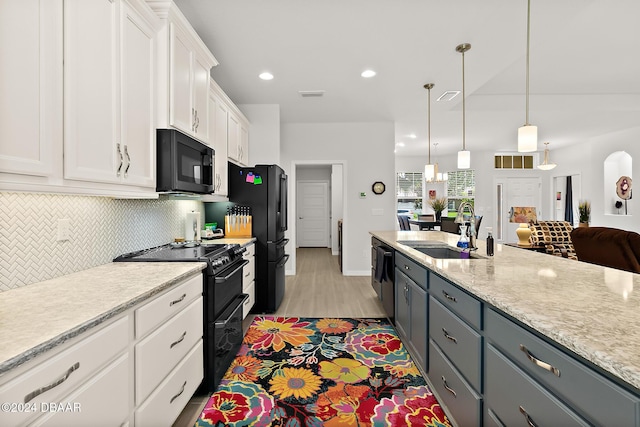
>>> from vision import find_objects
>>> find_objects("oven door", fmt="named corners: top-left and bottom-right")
top-left (208, 293), bottom-right (248, 390)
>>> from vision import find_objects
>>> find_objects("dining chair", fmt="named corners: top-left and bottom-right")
top-left (397, 215), bottom-right (411, 230)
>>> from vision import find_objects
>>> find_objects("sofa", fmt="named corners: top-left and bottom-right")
top-left (570, 227), bottom-right (640, 273)
top-left (529, 221), bottom-right (578, 260)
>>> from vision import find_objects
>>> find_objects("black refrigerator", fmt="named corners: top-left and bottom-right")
top-left (227, 162), bottom-right (289, 313)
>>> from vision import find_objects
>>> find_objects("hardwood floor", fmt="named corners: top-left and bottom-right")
top-left (172, 247), bottom-right (383, 427)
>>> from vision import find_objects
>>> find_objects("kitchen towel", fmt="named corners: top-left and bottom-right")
top-left (185, 211), bottom-right (201, 241)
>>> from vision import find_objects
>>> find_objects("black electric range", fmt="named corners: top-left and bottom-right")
top-left (114, 242), bottom-right (249, 391)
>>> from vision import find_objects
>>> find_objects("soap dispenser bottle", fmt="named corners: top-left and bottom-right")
top-left (486, 227), bottom-right (494, 256)
top-left (457, 225), bottom-right (469, 249)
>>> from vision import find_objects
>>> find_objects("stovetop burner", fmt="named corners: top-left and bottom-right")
top-left (113, 243), bottom-right (244, 274)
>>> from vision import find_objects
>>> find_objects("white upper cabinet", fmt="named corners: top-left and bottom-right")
top-left (227, 108), bottom-right (250, 167)
top-left (151, 1), bottom-right (218, 144)
top-left (209, 80), bottom-right (229, 198)
top-left (0, 0), bottom-right (62, 178)
top-left (64, 0), bottom-right (158, 190)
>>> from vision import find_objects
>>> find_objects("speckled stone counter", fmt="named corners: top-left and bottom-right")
top-left (371, 230), bottom-right (640, 391)
top-left (0, 262), bottom-right (206, 375)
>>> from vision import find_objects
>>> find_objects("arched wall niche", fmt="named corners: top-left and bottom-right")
top-left (604, 151), bottom-right (632, 216)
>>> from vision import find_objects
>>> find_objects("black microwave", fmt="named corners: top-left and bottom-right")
top-left (156, 129), bottom-right (214, 194)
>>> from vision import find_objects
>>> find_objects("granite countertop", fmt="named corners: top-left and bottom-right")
top-left (0, 262), bottom-right (206, 375)
top-left (371, 230), bottom-right (640, 391)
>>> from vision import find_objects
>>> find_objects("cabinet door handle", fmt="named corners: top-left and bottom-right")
top-left (519, 344), bottom-right (561, 377)
top-left (442, 328), bottom-right (458, 344)
top-left (116, 143), bottom-right (123, 177)
top-left (441, 376), bottom-right (457, 397)
top-left (169, 293), bottom-right (186, 306)
top-left (519, 406), bottom-right (538, 427)
top-left (123, 145), bottom-right (131, 178)
top-left (192, 108), bottom-right (196, 131)
top-left (24, 362), bottom-right (80, 403)
top-left (170, 380), bottom-right (187, 404)
top-left (442, 290), bottom-right (457, 302)
top-left (403, 264), bottom-right (411, 271)
top-left (170, 331), bottom-right (187, 349)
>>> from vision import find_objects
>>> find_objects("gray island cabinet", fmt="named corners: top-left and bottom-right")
top-left (371, 231), bottom-right (640, 427)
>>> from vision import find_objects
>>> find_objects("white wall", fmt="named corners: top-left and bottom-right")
top-left (238, 104), bottom-right (280, 166)
top-left (282, 122), bottom-right (395, 275)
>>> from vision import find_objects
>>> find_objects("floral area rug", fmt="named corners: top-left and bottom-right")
top-left (195, 316), bottom-right (451, 427)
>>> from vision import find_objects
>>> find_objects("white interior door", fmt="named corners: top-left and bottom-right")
top-left (297, 181), bottom-right (329, 247)
top-left (501, 177), bottom-right (541, 243)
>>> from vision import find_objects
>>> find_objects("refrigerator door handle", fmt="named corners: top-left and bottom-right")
top-left (276, 254), bottom-right (290, 268)
top-left (277, 239), bottom-right (290, 248)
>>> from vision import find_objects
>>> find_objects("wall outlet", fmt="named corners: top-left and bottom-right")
top-left (57, 218), bottom-right (71, 241)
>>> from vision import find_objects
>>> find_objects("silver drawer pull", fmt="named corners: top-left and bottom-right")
top-left (169, 293), bottom-right (186, 306)
top-left (441, 376), bottom-right (457, 397)
top-left (170, 380), bottom-right (187, 404)
top-left (404, 264), bottom-right (411, 270)
top-left (442, 328), bottom-right (458, 344)
top-left (519, 344), bottom-right (561, 377)
top-left (24, 362), bottom-right (80, 403)
top-left (519, 406), bottom-right (538, 427)
top-left (442, 290), bottom-right (457, 302)
top-left (170, 331), bottom-right (187, 349)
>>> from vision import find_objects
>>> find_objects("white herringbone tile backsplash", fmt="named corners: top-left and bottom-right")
top-left (0, 192), bottom-right (205, 291)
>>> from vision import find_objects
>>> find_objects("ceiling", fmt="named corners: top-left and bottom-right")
top-left (174, 0), bottom-right (640, 157)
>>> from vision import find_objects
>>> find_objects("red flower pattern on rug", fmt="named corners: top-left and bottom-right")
top-left (196, 317), bottom-right (451, 427)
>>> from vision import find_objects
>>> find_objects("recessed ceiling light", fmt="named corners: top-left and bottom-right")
top-left (361, 69), bottom-right (376, 78)
top-left (259, 72), bottom-right (274, 80)
top-left (437, 90), bottom-right (460, 101)
top-left (407, 134), bottom-right (416, 139)
top-left (396, 142), bottom-right (405, 147)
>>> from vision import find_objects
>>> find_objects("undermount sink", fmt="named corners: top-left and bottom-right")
top-left (398, 241), bottom-right (485, 259)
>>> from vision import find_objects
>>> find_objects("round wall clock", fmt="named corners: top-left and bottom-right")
top-left (372, 181), bottom-right (386, 195)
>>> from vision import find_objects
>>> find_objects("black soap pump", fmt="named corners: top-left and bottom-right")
top-left (486, 227), bottom-right (494, 256)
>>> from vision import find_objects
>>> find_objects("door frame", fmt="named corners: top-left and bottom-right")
top-left (288, 160), bottom-right (347, 276)
top-left (493, 176), bottom-right (542, 243)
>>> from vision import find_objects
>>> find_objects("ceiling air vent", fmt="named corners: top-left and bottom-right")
top-left (298, 90), bottom-right (325, 98)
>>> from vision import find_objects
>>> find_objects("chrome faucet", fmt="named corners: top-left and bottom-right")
top-left (455, 201), bottom-right (477, 249)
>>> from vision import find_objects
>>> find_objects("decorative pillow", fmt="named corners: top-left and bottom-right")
top-left (545, 243), bottom-right (578, 260)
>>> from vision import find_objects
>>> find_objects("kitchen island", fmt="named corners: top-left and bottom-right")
top-left (372, 230), bottom-right (640, 426)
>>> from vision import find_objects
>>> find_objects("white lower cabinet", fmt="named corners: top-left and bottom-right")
top-left (134, 340), bottom-right (203, 427)
top-left (31, 353), bottom-right (130, 427)
top-left (242, 242), bottom-right (255, 318)
top-left (0, 272), bottom-right (205, 427)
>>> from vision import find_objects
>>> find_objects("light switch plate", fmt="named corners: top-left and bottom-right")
top-left (57, 218), bottom-right (71, 241)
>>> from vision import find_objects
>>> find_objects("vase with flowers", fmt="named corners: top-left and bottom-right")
top-left (578, 200), bottom-right (591, 227)
top-left (428, 197), bottom-right (447, 221)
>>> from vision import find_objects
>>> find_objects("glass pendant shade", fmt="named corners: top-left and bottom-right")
top-left (537, 142), bottom-right (557, 170)
top-left (518, 124), bottom-right (537, 152)
top-left (458, 150), bottom-right (470, 169)
top-left (424, 164), bottom-right (435, 182)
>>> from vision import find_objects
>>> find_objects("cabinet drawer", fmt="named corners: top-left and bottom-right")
top-left (485, 309), bottom-right (640, 427)
top-left (135, 273), bottom-right (202, 339)
top-left (428, 339), bottom-right (481, 427)
top-left (31, 353), bottom-right (130, 427)
top-left (135, 340), bottom-right (204, 427)
top-left (242, 280), bottom-right (255, 319)
top-left (430, 273), bottom-right (481, 330)
top-left (135, 297), bottom-right (203, 404)
top-left (0, 316), bottom-right (128, 427)
top-left (395, 252), bottom-right (427, 290)
top-left (243, 243), bottom-right (255, 257)
top-left (485, 344), bottom-right (589, 426)
top-left (429, 296), bottom-right (482, 392)
top-left (242, 258), bottom-right (255, 286)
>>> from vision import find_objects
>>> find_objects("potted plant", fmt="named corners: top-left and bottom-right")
top-left (428, 197), bottom-right (447, 221)
top-left (578, 200), bottom-right (591, 227)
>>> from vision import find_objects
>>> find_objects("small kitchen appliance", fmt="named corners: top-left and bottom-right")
top-left (156, 129), bottom-right (214, 195)
top-left (114, 242), bottom-right (247, 391)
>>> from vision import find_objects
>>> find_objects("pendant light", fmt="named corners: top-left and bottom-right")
top-left (518, 0), bottom-right (537, 152)
top-left (537, 141), bottom-right (557, 170)
top-left (456, 43), bottom-right (471, 169)
top-left (424, 83), bottom-right (436, 182)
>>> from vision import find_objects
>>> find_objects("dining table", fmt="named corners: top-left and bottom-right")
top-left (409, 219), bottom-right (441, 230)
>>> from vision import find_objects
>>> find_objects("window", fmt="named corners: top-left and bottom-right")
top-left (447, 170), bottom-right (475, 212)
top-left (396, 172), bottom-right (423, 214)
top-left (495, 154), bottom-right (534, 169)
